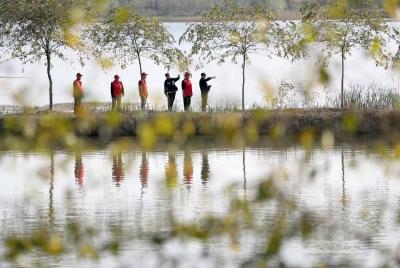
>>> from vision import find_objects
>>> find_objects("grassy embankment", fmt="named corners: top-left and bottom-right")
top-left (1, 107), bottom-right (400, 151)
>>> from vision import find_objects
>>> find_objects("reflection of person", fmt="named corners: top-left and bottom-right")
top-left (138, 72), bottom-right (148, 110)
top-left (111, 74), bottom-right (124, 112)
top-left (164, 73), bottom-right (180, 111)
top-left (181, 71), bottom-right (193, 111)
top-left (183, 149), bottom-right (193, 187)
top-left (112, 152), bottom-right (125, 187)
top-left (165, 153), bottom-right (178, 188)
top-left (199, 73), bottom-right (215, 112)
top-left (139, 152), bottom-right (149, 188)
top-left (73, 73), bottom-right (83, 114)
top-left (200, 151), bottom-right (210, 185)
top-left (74, 152), bottom-right (84, 188)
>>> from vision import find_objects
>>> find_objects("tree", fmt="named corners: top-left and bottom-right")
top-left (0, 0), bottom-right (90, 110)
top-left (180, 0), bottom-right (290, 111)
top-left (87, 7), bottom-right (183, 75)
top-left (300, 0), bottom-right (389, 108)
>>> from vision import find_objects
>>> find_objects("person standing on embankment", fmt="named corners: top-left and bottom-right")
top-left (199, 73), bottom-right (215, 112)
top-left (138, 72), bottom-right (148, 111)
top-left (111, 74), bottom-right (124, 112)
top-left (73, 73), bottom-right (83, 114)
top-left (164, 73), bottom-right (180, 111)
top-left (182, 71), bottom-right (193, 111)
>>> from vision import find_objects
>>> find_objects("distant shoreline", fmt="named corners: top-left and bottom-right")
top-left (158, 11), bottom-right (303, 22)
top-left (158, 11), bottom-right (400, 23)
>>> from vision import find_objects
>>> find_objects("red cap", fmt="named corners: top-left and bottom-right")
top-left (114, 74), bottom-right (120, 79)
top-left (76, 73), bottom-right (83, 77)
top-left (141, 72), bottom-right (148, 76)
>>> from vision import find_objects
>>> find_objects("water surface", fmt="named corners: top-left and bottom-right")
top-left (1, 143), bottom-right (400, 267)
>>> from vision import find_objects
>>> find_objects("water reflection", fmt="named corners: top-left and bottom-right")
top-left (341, 147), bottom-right (347, 209)
top-left (165, 152), bottom-right (178, 188)
top-left (243, 148), bottom-right (247, 190)
top-left (183, 149), bottom-right (193, 188)
top-left (200, 151), bottom-right (210, 186)
top-left (74, 152), bottom-right (84, 189)
top-left (49, 151), bottom-right (55, 227)
top-left (1, 145), bottom-right (399, 267)
top-left (112, 152), bottom-right (125, 187)
top-left (139, 152), bottom-right (149, 189)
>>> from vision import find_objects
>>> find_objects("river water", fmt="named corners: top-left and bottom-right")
top-left (0, 22), bottom-right (400, 109)
top-left (1, 143), bottom-right (400, 267)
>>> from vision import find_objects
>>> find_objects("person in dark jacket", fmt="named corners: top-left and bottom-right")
top-left (199, 73), bottom-right (215, 112)
top-left (181, 72), bottom-right (193, 111)
top-left (164, 73), bottom-right (180, 111)
top-left (111, 74), bottom-right (124, 112)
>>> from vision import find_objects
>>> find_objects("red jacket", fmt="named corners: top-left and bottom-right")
top-left (182, 79), bottom-right (192, 97)
top-left (111, 80), bottom-right (124, 97)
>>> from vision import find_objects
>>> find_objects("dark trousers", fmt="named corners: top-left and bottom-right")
top-left (183, 96), bottom-right (191, 111)
top-left (201, 91), bottom-right (209, 112)
top-left (112, 96), bottom-right (122, 112)
top-left (140, 95), bottom-right (147, 110)
top-left (167, 92), bottom-right (176, 111)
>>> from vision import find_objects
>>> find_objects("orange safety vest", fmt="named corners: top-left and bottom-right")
top-left (139, 79), bottom-right (148, 97)
top-left (73, 80), bottom-right (83, 98)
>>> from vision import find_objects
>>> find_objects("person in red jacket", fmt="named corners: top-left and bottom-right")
top-left (73, 73), bottom-right (83, 114)
top-left (111, 74), bottom-right (124, 112)
top-left (181, 71), bottom-right (193, 111)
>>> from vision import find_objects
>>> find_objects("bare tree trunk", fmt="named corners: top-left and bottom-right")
top-left (341, 49), bottom-right (345, 109)
top-left (137, 50), bottom-right (143, 75)
top-left (45, 45), bottom-right (53, 110)
top-left (242, 53), bottom-right (246, 112)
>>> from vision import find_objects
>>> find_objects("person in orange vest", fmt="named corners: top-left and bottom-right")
top-left (73, 73), bottom-right (83, 114)
top-left (138, 72), bottom-right (148, 110)
top-left (111, 74), bottom-right (124, 112)
top-left (181, 71), bottom-right (193, 111)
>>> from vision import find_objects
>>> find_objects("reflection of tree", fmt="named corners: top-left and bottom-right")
top-left (49, 150), bottom-right (55, 228)
top-left (112, 152), bottom-right (125, 187)
top-left (243, 148), bottom-right (247, 190)
top-left (201, 151), bottom-right (210, 186)
top-left (165, 152), bottom-right (178, 189)
top-left (74, 152), bottom-right (84, 189)
top-left (183, 149), bottom-right (193, 188)
top-left (139, 151), bottom-right (149, 189)
top-left (341, 147), bottom-right (347, 209)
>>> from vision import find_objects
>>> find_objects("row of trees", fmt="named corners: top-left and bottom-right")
top-left (0, 0), bottom-right (398, 111)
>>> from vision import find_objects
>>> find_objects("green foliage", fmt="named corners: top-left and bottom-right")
top-left (87, 6), bottom-right (184, 73)
top-left (180, 0), bottom-right (296, 111)
top-left (0, 0), bottom-right (104, 110)
top-left (299, 0), bottom-right (390, 108)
